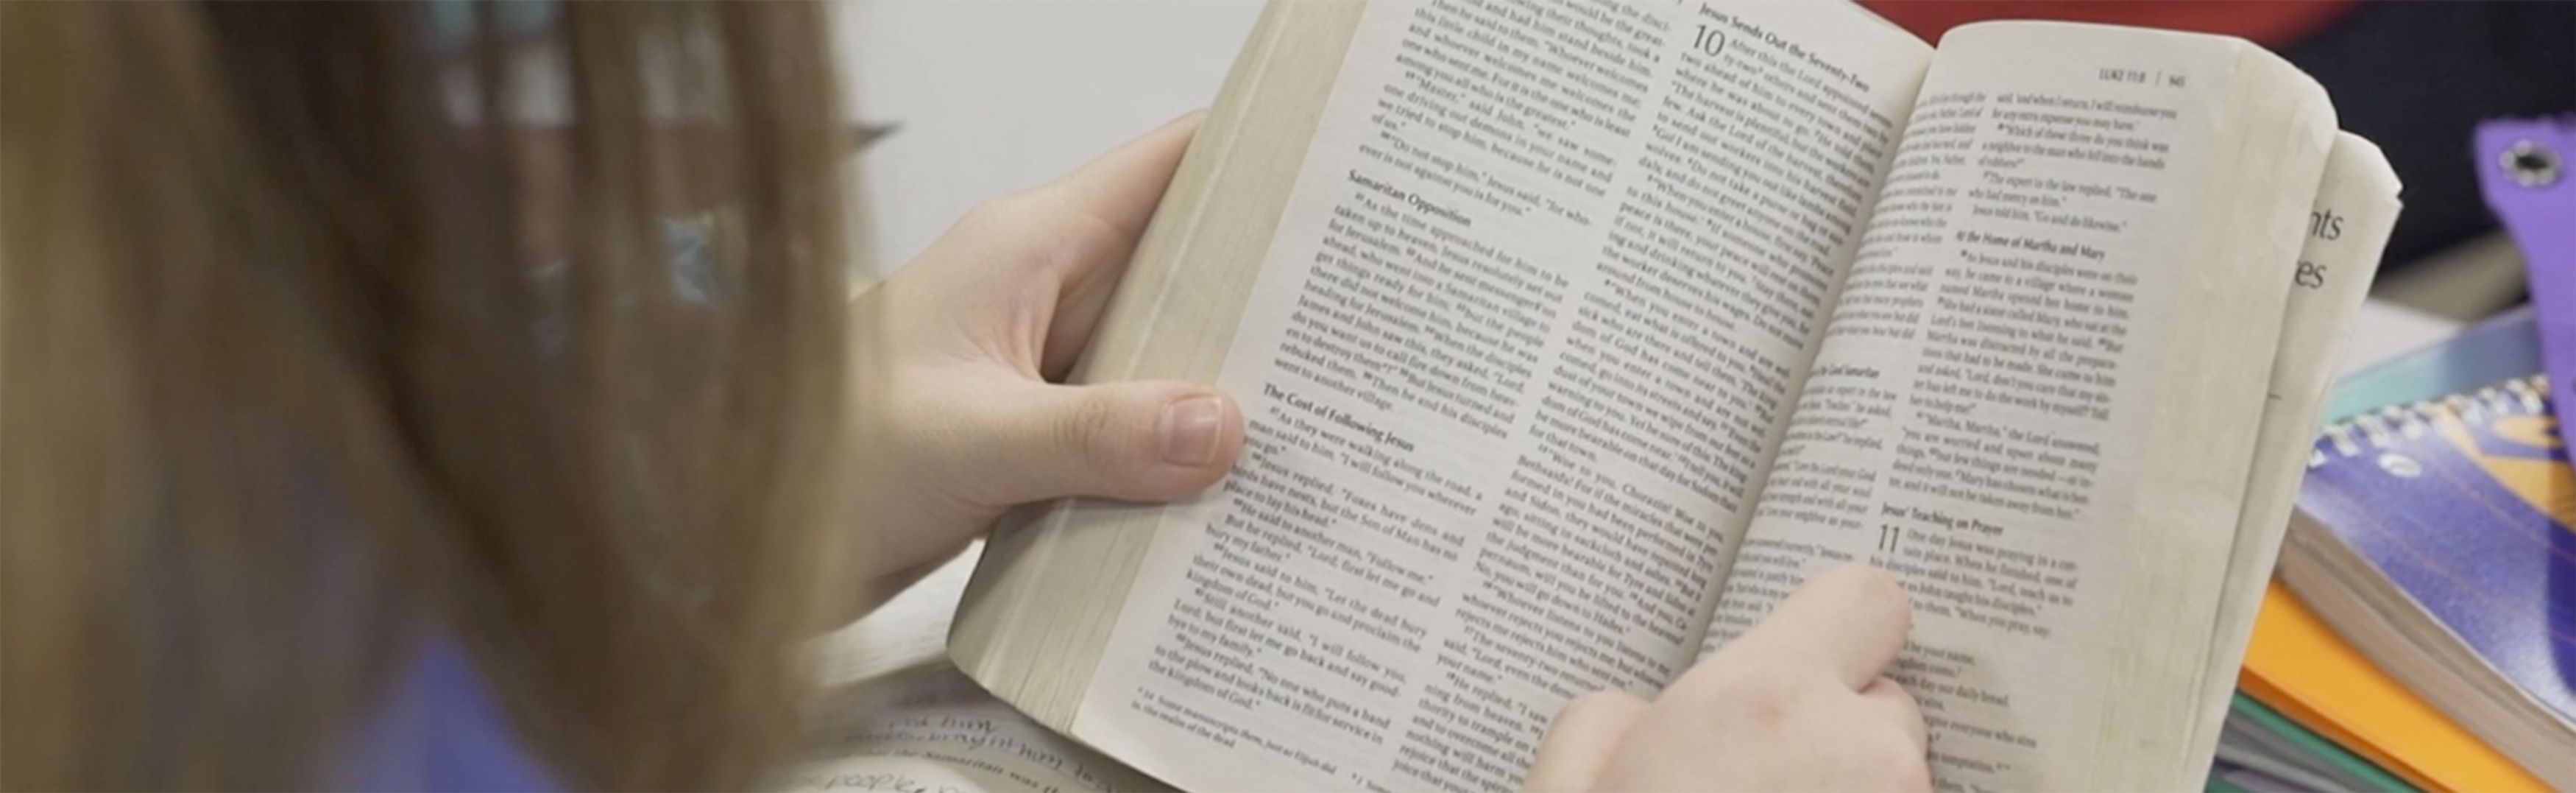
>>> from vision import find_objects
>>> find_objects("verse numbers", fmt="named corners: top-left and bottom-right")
top-left (1690, 24), bottom-right (1727, 57)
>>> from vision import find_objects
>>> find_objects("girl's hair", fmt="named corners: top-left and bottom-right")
top-left (1, 3), bottom-right (852, 788)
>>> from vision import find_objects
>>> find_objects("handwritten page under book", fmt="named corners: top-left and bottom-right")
top-left (1704, 21), bottom-right (2327, 792)
top-left (818, 544), bottom-right (983, 688)
top-left (1072, 2), bottom-right (1930, 790)
top-left (782, 666), bottom-right (1161, 793)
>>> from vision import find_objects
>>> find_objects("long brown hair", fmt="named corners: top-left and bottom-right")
top-left (1, 2), bottom-right (851, 788)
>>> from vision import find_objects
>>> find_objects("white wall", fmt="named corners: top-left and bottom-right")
top-left (833, 1), bottom-right (1265, 278)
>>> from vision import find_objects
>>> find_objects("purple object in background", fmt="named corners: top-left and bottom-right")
top-left (2478, 116), bottom-right (2576, 454)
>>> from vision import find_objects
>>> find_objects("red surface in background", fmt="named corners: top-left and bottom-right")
top-left (1859, 1), bottom-right (2360, 47)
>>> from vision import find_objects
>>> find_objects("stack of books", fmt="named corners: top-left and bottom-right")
top-left (2218, 309), bottom-right (2575, 792)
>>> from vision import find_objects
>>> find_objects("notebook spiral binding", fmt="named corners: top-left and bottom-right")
top-left (2308, 374), bottom-right (2552, 469)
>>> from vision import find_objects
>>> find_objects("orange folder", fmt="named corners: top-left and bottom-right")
top-left (2238, 580), bottom-right (2547, 792)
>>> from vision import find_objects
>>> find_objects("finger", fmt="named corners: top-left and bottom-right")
top-left (1731, 563), bottom-right (1913, 691)
top-left (1860, 676), bottom-right (1930, 756)
top-left (1524, 691), bottom-right (1650, 793)
top-left (1033, 113), bottom-right (1206, 376)
top-left (956, 379), bottom-right (1244, 506)
top-left (1040, 111), bottom-right (1206, 240)
top-left (919, 110), bottom-right (1199, 281)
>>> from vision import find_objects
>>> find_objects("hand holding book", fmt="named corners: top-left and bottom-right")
top-left (836, 116), bottom-right (1248, 624)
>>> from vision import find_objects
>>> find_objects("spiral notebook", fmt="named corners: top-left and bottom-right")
top-left (2280, 350), bottom-right (2576, 789)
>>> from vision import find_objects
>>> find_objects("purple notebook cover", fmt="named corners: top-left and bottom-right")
top-left (2297, 373), bottom-right (2576, 733)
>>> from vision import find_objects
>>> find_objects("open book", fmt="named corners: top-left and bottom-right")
top-left (947, 1), bottom-right (2400, 790)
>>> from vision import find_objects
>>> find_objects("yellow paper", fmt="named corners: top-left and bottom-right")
top-left (2239, 582), bottom-right (2547, 792)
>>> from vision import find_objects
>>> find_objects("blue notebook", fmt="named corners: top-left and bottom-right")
top-left (2282, 309), bottom-right (2576, 789)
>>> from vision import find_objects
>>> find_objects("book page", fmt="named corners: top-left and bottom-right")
top-left (1701, 22), bottom-right (2332, 792)
top-left (782, 666), bottom-right (1163, 793)
top-left (1068, 2), bottom-right (1928, 791)
top-left (2176, 133), bottom-right (2399, 784)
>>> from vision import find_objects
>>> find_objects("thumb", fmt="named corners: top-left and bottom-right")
top-left (962, 380), bottom-right (1245, 506)
top-left (1525, 691), bottom-right (1650, 793)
